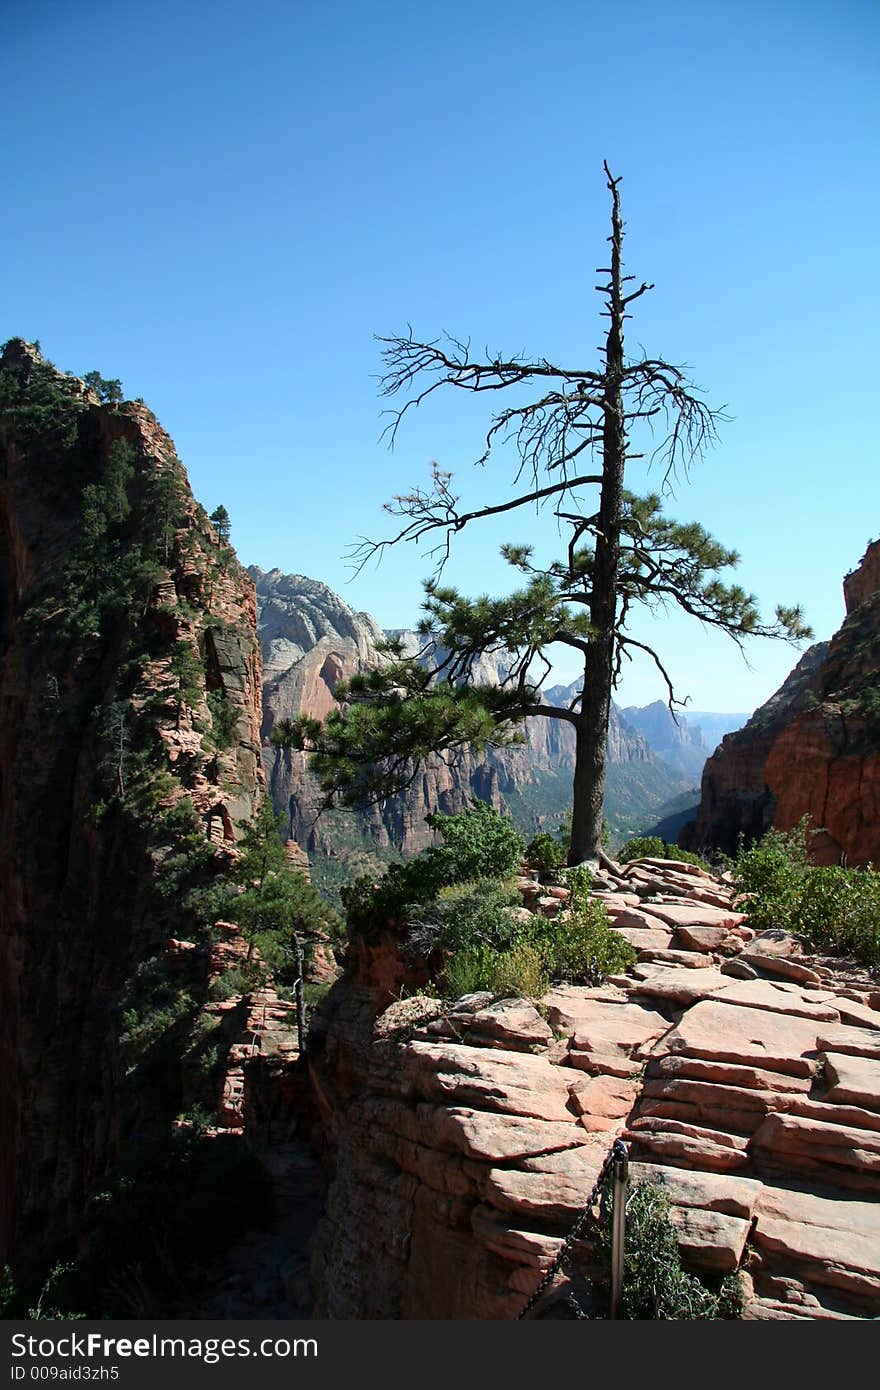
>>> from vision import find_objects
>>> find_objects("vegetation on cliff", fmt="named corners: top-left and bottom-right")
top-left (732, 819), bottom-right (880, 969)
top-left (0, 340), bottom-right (330, 1315)
top-left (342, 801), bottom-right (635, 997)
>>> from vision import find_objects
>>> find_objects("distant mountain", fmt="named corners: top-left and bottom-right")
top-left (680, 710), bottom-right (750, 750)
top-left (621, 700), bottom-right (710, 781)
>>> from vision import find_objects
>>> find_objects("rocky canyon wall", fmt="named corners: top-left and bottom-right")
top-left (0, 340), bottom-right (265, 1278)
top-left (682, 540), bottom-right (880, 865)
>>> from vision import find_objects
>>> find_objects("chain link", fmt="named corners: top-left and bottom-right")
top-left (516, 1136), bottom-right (627, 1320)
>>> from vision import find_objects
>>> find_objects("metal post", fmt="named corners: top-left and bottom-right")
top-left (609, 1138), bottom-right (628, 1320)
top-left (294, 936), bottom-right (306, 1056)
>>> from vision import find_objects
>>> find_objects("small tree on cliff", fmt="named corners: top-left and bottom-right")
top-left (222, 803), bottom-right (337, 976)
top-left (279, 164), bottom-right (811, 863)
top-left (210, 505), bottom-right (231, 543)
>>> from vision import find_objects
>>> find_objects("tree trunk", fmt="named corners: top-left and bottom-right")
top-left (568, 166), bottom-right (627, 864)
top-left (569, 694), bottom-right (607, 862)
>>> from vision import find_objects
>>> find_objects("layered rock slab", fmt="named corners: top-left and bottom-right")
top-left (309, 857), bottom-right (880, 1321)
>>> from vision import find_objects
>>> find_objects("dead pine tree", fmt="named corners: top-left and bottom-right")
top-left (279, 163), bottom-right (810, 864)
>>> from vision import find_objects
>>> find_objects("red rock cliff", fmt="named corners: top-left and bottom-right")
top-left (682, 541), bottom-right (880, 865)
top-left (0, 341), bottom-right (265, 1277)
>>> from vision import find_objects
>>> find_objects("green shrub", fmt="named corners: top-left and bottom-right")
top-left (426, 800), bottom-right (524, 882)
top-left (525, 832), bottom-right (566, 875)
top-left (406, 878), bottom-right (522, 958)
top-left (0, 345), bottom-right (83, 446)
top-left (732, 819), bottom-right (811, 929)
top-left (118, 956), bottom-right (196, 1072)
top-left (1, 1265), bottom-right (16, 1317)
top-left (799, 866), bottom-right (880, 966)
top-left (302, 980), bottom-right (332, 1008)
top-left (732, 819), bottom-right (880, 968)
top-left (560, 861), bottom-right (594, 907)
top-left (533, 898), bottom-right (637, 984)
top-left (618, 837), bottom-right (711, 869)
top-left (207, 965), bottom-right (263, 1001)
top-left (0, 1260), bottom-right (87, 1321)
top-left (205, 689), bottom-right (239, 749)
top-left (343, 802), bottom-right (524, 940)
top-left (618, 835), bottom-right (666, 863)
top-left (440, 941), bottom-right (550, 1000)
top-left (592, 1183), bottom-right (743, 1319)
top-left (435, 890), bottom-right (635, 1002)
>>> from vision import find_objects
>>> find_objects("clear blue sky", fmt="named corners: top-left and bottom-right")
top-left (4, 0), bottom-right (878, 712)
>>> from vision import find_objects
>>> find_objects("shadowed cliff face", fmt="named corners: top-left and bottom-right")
top-left (0, 341), bottom-right (264, 1277)
top-left (683, 540), bottom-right (880, 864)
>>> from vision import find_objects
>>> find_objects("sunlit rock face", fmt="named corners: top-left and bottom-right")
top-left (308, 855), bottom-right (880, 1320)
top-left (683, 540), bottom-right (880, 865)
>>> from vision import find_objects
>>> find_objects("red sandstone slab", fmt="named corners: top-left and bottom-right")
top-left (593, 892), bottom-right (642, 909)
top-left (775, 1094), bottom-right (880, 1134)
top-left (707, 978), bottom-right (840, 1022)
top-left (635, 948), bottom-right (714, 969)
top-left (630, 1115), bottom-right (749, 1152)
top-left (606, 906), bottom-right (675, 933)
top-left (566, 999), bottom-right (671, 1058)
top-left (418, 1105), bottom-right (586, 1163)
top-left (635, 857), bottom-right (715, 879)
top-left (403, 1041), bottom-right (574, 1122)
top-left (612, 926), bottom-right (674, 950)
top-left (667, 1206), bottom-right (752, 1273)
top-left (743, 952), bottom-right (822, 986)
top-left (751, 1212), bottom-right (880, 1304)
top-left (542, 984), bottom-right (630, 1034)
top-left (755, 1184), bottom-right (880, 1240)
top-left (466, 1000), bottom-right (555, 1051)
top-left (832, 997), bottom-right (880, 1030)
top-left (629, 965), bottom-right (731, 1007)
top-left (823, 1053), bottom-right (880, 1112)
top-left (568, 1073), bottom-right (637, 1121)
top-left (470, 1204), bottom-right (564, 1268)
top-left (628, 1161), bottom-right (763, 1220)
top-left (479, 1137), bottom-right (614, 1222)
top-left (751, 1112), bottom-right (880, 1173)
top-left (625, 1119), bottom-right (749, 1172)
top-left (816, 1025), bottom-right (880, 1061)
top-left (672, 924), bottom-right (733, 952)
top-left (644, 902), bottom-right (746, 931)
top-left (647, 1053), bottom-right (812, 1094)
top-left (640, 1075), bottom-right (777, 1120)
top-left (657, 999), bottom-right (821, 1076)
top-left (565, 1049), bottom-right (643, 1079)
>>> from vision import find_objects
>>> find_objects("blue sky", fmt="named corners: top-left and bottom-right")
top-left (3, 0), bottom-right (878, 712)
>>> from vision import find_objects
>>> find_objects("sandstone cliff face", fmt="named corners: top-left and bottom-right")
top-left (683, 540), bottom-right (880, 865)
top-left (0, 341), bottom-right (265, 1277)
top-left (253, 567), bottom-right (515, 861)
top-left (308, 861), bottom-right (880, 1320)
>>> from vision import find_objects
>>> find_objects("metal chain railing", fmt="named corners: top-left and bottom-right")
top-left (516, 1136), bottom-right (629, 1321)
